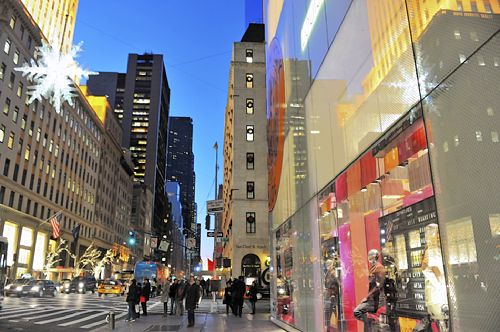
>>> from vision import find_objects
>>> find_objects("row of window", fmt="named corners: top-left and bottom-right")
top-left (0, 185), bottom-right (94, 238)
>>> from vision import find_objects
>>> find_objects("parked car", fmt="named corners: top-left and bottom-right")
top-left (4, 278), bottom-right (32, 297)
top-left (97, 280), bottom-right (125, 296)
top-left (66, 276), bottom-right (96, 294)
top-left (24, 280), bottom-right (57, 297)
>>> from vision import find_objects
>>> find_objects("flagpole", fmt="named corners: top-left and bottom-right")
top-left (28, 210), bottom-right (63, 277)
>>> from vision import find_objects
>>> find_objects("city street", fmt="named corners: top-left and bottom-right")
top-left (0, 294), bottom-right (279, 332)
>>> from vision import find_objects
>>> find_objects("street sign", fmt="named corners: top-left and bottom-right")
top-left (207, 231), bottom-right (215, 237)
top-left (187, 237), bottom-right (196, 249)
top-left (150, 237), bottom-right (158, 249)
top-left (207, 199), bottom-right (224, 213)
top-left (157, 240), bottom-right (170, 252)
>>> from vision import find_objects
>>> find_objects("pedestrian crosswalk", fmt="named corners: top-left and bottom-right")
top-left (0, 294), bottom-right (228, 330)
top-left (0, 293), bottom-right (150, 330)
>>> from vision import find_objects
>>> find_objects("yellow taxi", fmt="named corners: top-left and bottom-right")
top-left (97, 280), bottom-right (125, 296)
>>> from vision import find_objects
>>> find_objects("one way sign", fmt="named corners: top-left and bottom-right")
top-left (207, 231), bottom-right (215, 237)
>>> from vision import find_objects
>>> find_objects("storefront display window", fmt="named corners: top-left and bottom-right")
top-left (2, 222), bottom-right (18, 266)
top-left (32, 232), bottom-right (47, 271)
top-left (318, 114), bottom-right (449, 331)
top-left (20, 227), bottom-right (33, 247)
top-left (275, 219), bottom-right (295, 326)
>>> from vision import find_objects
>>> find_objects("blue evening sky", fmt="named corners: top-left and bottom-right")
top-left (74, 0), bottom-right (247, 264)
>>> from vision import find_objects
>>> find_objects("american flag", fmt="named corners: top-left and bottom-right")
top-left (50, 213), bottom-right (62, 238)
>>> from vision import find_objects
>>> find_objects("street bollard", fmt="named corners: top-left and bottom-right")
top-left (106, 310), bottom-right (115, 329)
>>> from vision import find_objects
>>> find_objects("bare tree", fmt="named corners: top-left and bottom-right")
top-left (73, 243), bottom-right (101, 277)
top-left (42, 239), bottom-right (72, 279)
top-left (93, 249), bottom-right (115, 280)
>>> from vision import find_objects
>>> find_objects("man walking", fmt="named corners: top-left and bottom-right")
top-left (125, 279), bottom-right (139, 322)
top-left (185, 276), bottom-right (201, 327)
top-left (232, 276), bottom-right (246, 317)
top-left (176, 279), bottom-right (187, 316)
top-left (161, 278), bottom-right (171, 317)
top-left (169, 278), bottom-right (178, 315)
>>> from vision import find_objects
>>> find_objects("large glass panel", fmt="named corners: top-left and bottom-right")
top-left (20, 227), bottom-right (33, 247)
top-left (407, 0), bottom-right (500, 96)
top-left (423, 35), bottom-right (500, 331)
top-left (305, 0), bottom-right (420, 197)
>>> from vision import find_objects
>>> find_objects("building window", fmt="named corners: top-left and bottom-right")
top-left (21, 115), bottom-right (27, 129)
top-left (246, 98), bottom-right (254, 114)
top-left (478, 56), bottom-right (486, 66)
top-left (246, 125), bottom-right (254, 141)
top-left (457, 0), bottom-right (463, 11)
top-left (12, 107), bottom-right (19, 123)
top-left (471, 0), bottom-right (478, 12)
top-left (487, 107), bottom-right (494, 116)
top-left (9, 15), bottom-right (16, 29)
top-left (24, 144), bottom-right (30, 160)
top-left (246, 49), bottom-right (253, 63)
top-left (9, 72), bottom-right (15, 89)
top-left (484, 2), bottom-right (492, 13)
top-left (246, 181), bottom-right (255, 199)
top-left (13, 50), bottom-right (19, 65)
top-left (476, 131), bottom-right (483, 141)
top-left (8, 192), bottom-right (15, 208)
top-left (3, 158), bottom-right (10, 176)
top-left (454, 30), bottom-right (461, 40)
top-left (246, 212), bottom-right (256, 233)
top-left (246, 73), bottom-right (254, 88)
top-left (3, 98), bottom-right (10, 115)
top-left (0, 186), bottom-right (4, 204)
top-left (4, 39), bottom-right (11, 54)
top-left (492, 131), bottom-right (499, 143)
top-left (246, 152), bottom-right (255, 169)
top-left (7, 132), bottom-right (14, 149)
top-left (0, 62), bottom-right (6, 80)
top-left (17, 82), bottom-right (23, 97)
top-left (0, 125), bottom-right (5, 142)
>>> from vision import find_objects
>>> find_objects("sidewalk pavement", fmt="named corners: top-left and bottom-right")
top-left (94, 298), bottom-right (284, 332)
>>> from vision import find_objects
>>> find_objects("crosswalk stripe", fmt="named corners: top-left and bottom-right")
top-left (81, 312), bottom-right (127, 329)
top-left (58, 311), bottom-right (107, 326)
top-left (22, 308), bottom-right (75, 321)
top-left (0, 308), bottom-right (56, 320)
top-left (0, 306), bottom-right (33, 314)
top-left (35, 310), bottom-right (93, 324)
top-left (0, 307), bottom-right (41, 317)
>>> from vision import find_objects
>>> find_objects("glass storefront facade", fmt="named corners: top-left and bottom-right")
top-left (265, 0), bottom-right (500, 331)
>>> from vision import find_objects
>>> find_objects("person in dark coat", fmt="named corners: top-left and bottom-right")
top-left (248, 280), bottom-right (258, 314)
top-left (185, 276), bottom-right (200, 327)
top-left (200, 278), bottom-right (206, 298)
top-left (232, 276), bottom-right (246, 317)
top-left (125, 279), bottom-right (139, 322)
top-left (169, 279), bottom-right (178, 315)
top-left (223, 280), bottom-right (233, 315)
top-left (140, 279), bottom-right (151, 316)
top-left (176, 279), bottom-right (187, 316)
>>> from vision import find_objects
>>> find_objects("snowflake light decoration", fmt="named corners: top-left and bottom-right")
top-left (15, 41), bottom-right (94, 114)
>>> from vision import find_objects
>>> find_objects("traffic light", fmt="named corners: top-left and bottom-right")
top-left (128, 230), bottom-right (136, 245)
top-left (205, 214), bottom-right (211, 230)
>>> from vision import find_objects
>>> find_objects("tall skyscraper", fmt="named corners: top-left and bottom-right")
top-left (88, 54), bottom-right (171, 236)
top-left (87, 72), bottom-right (126, 122)
top-left (20, 0), bottom-right (79, 53)
top-left (166, 117), bottom-right (197, 264)
top-left (166, 117), bottom-right (196, 230)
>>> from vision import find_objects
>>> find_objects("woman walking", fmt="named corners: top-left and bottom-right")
top-left (125, 279), bottom-right (139, 322)
top-left (223, 280), bottom-right (233, 315)
top-left (249, 280), bottom-right (258, 314)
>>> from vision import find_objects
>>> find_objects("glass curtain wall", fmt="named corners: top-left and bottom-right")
top-left (266, 0), bottom-right (500, 331)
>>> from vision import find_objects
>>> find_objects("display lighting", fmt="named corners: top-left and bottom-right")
top-left (301, 0), bottom-right (326, 51)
